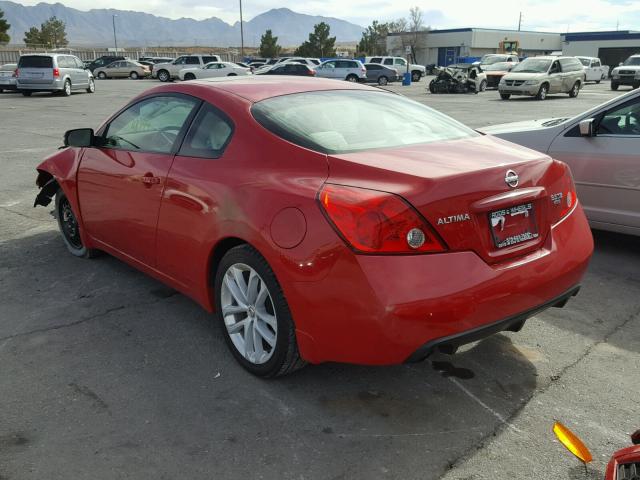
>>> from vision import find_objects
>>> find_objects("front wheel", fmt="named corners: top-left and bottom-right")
top-left (500, 93), bottom-right (511, 100)
top-left (157, 69), bottom-right (170, 82)
top-left (86, 78), bottom-right (95, 93)
top-left (215, 244), bottom-right (305, 377)
top-left (97, 71), bottom-right (107, 79)
top-left (55, 191), bottom-right (98, 258)
top-left (21, 90), bottom-right (32, 97)
top-left (346, 74), bottom-right (358, 82)
top-left (129, 71), bottom-right (139, 79)
top-left (184, 73), bottom-right (195, 81)
top-left (611, 81), bottom-right (619, 90)
top-left (378, 75), bottom-right (388, 86)
top-left (535, 84), bottom-right (548, 100)
top-left (568, 81), bottom-right (580, 98)
top-left (478, 79), bottom-right (487, 92)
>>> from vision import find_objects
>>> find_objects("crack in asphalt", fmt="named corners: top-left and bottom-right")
top-left (437, 305), bottom-right (640, 478)
top-left (0, 205), bottom-right (41, 222)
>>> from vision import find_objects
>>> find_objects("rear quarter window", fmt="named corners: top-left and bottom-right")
top-left (18, 56), bottom-right (53, 68)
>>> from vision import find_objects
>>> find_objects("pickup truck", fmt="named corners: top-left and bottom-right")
top-left (152, 54), bottom-right (221, 82)
top-left (576, 56), bottom-right (609, 83)
top-left (366, 56), bottom-right (426, 82)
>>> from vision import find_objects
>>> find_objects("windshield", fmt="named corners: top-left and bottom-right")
top-left (511, 59), bottom-right (551, 73)
top-left (252, 90), bottom-right (478, 154)
top-left (623, 56), bottom-right (640, 66)
top-left (481, 55), bottom-right (508, 65)
top-left (482, 62), bottom-right (511, 71)
top-left (577, 58), bottom-right (591, 66)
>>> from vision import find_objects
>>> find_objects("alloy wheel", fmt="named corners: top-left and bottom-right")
top-left (220, 263), bottom-right (278, 365)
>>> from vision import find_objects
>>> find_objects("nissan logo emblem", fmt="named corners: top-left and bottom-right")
top-left (505, 170), bottom-right (519, 188)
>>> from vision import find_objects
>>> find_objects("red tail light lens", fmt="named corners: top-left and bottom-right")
top-left (53, 68), bottom-right (60, 77)
top-left (13, 68), bottom-right (18, 77)
top-left (319, 184), bottom-right (446, 254)
top-left (550, 166), bottom-right (578, 223)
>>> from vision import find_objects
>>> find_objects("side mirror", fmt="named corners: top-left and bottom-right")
top-left (578, 118), bottom-right (595, 137)
top-left (64, 128), bottom-right (95, 147)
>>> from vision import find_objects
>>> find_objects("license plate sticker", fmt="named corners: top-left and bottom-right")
top-left (489, 203), bottom-right (539, 249)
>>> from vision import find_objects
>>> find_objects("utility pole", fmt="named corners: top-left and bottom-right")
top-left (518, 12), bottom-right (522, 31)
top-left (239, 0), bottom-right (244, 59)
top-left (112, 14), bottom-right (118, 52)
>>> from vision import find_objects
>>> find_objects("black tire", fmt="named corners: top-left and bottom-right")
top-left (55, 190), bottom-right (98, 259)
top-left (21, 90), bottom-right (32, 97)
top-left (227, 73), bottom-right (237, 76)
top-left (346, 74), bottom-right (358, 82)
top-left (611, 81), bottom-right (619, 91)
top-left (568, 81), bottom-right (580, 98)
top-left (500, 93), bottom-right (511, 100)
top-left (535, 83), bottom-right (548, 100)
top-left (428, 80), bottom-right (436, 93)
top-left (411, 71), bottom-right (421, 82)
top-left (97, 71), bottom-right (107, 79)
top-left (595, 80), bottom-right (601, 84)
top-left (62, 79), bottom-right (72, 96)
top-left (214, 244), bottom-right (305, 377)
top-left (184, 73), bottom-right (195, 81)
top-left (377, 75), bottom-right (388, 86)
top-left (86, 78), bottom-right (95, 93)
top-left (129, 71), bottom-right (139, 79)
top-left (0, 88), bottom-right (3, 93)
top-left (157, 69), bottom-right (170, 82)
top-left (478, 79), bottom-right (487, 92)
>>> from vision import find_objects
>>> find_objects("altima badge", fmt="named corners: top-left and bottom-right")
top-left (505, 170), bottom-right (519, 188)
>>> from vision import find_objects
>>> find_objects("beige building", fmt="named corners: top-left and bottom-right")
top-left (386, 28), bottom-right (562, 66)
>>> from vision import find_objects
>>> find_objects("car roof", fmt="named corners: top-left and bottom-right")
top-left (172, 76), bottom-right (376, 103)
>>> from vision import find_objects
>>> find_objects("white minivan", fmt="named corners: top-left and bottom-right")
top-left (315, 59), bottom-right (367, 82)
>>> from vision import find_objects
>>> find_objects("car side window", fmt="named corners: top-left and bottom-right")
top-left (179, 104), bottom-right (233, 159)
top-left (593, 60), bottom-right (601, 67)
top-left (203, 56), bottom-right (218, 63)
top-left (186, 56), bottom-right (200, 65)
top-left (598, 99), bottom-right (640, 136)
top-left (323, 61), bottom-right (336, 68)
top-left (174, 57), bottom-right (186, 65)
top-left (103, 95), bottom-right (199, 154)
top-left (74, 57), bottom-right (84, 69)
top-left (383, 59), bottom-right (393, 65)
top-left (394, 58), bottom-right (406, 66)
top-left (550, 61), bottom-right (561, 74)
top-left (371, 57), bottom-right (382, 63)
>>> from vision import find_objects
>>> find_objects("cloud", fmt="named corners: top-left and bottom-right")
top-left (15, 0), bottom-right (640, 32)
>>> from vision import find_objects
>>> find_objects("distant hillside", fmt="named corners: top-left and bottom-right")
top-left (0, 2), bottom-right (365, 47)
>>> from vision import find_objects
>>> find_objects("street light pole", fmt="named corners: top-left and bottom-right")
top-left (112, 14), bottom-right (118, 52)
top-left (239, 0), bottom-right (244, 59)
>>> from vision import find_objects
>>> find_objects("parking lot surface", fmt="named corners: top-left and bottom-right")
top-left (0, 79), bottom-right (638, 480)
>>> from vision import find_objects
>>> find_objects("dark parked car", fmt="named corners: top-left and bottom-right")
top-left (86, 56), bottom-right (125, 73)
top-left (138, 57), bottom-right (175, 64)
top-left (255, 63), bottom-right (316, 76)
top-left (364, 63), bottom-right (399, 85)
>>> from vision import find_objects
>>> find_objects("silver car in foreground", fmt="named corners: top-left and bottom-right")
top-left (480, 88), bottom-right (640, 236)
top-left (498, 56), bottom-right (585, 100)
top-left (16, 54), bottom-right (95, 96)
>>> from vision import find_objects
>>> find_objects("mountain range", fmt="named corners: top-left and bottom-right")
top-left (0, 1), bottom-right (365, 47)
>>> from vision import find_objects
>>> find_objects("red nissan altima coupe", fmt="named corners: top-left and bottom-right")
top-left (34, 77), bottom-right (593, 377)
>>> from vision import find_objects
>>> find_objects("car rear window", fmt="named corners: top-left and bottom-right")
top-left (18, 56), bottom-right (53, 68)
top-left (252, 90), bottom-right (478, 154)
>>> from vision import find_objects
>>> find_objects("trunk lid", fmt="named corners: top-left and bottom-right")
top-left (326, 135), bottom-right (569, 264)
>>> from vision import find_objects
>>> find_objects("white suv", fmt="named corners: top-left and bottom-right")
top-left (315, 59), bottom-right (367, 82)
top-left (610, 54), bottom-right (640, 90)
top-left (368, 56), bottom-right (426, 81)
top-left (152, 54), bottom-right (221, 82)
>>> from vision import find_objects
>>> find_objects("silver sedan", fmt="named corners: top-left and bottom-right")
top-left (481, 88), bottom-right (640, 236)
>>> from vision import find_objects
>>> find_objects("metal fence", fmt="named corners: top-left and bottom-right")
top-left (0, 49), bottom-right (238, 64)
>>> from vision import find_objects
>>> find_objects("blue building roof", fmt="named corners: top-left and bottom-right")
top-left (562, 31), bottom-right (640, 42)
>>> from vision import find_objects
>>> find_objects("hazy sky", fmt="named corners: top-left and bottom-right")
top-left (16, 0), bottom-right (640, 32)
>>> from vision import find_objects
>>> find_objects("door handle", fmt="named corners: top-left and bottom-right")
top-left (142, 172), bottom-right (161, 187)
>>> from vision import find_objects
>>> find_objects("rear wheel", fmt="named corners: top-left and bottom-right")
top-left (478, 79), bottom-right (487, 92)
top-left (86, 78), bottom-right (95, 93)
top-left (378, 75), bottom-right (388, 85)
top-left (21, 90), bottom-right (32, 97)
top-left (568, 81), bottom-right (580, 97)
top-left (500, 93), bottom-right (511, 100)
top-left (535, 83), bottom-right (548, 100)
top-left (184, 73), bottom-right (195, 81)
top-left (62, 79), bottom-right (72, 96)
top-left (215, 245), bottom-right (305, 377)
top-left (157, 69), bottom-right (170, 82)
top-left (129, 71), bottom-right (139, 79)
top-left (411, 71), bottom-right (421, 82)
top-left (611, 81), bottom-right (619, 91)
top-left (346, 74), bottom-right (358, 82)
top-left (55, 191), bottom-right (98, 258)
top-left (97, 71), bottom-right (107, 79)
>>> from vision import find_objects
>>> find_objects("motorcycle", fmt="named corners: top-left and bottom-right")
top-left (554, 421), bottom-right (640, 479)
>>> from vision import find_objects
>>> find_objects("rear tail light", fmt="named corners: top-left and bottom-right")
top-left (550, 166), bottom-right (578, 223)
top-left (309, 69), bottom-right (316, 76)
top-left (53, 68), bottom-right (60, 77)
top-left (13, 68), bottom-right (18, 77)
top-left (318, 184), bottom-right (446, 254)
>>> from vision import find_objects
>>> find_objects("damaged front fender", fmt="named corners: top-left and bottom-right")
top-left (34, 175), bottom-right (59, 207)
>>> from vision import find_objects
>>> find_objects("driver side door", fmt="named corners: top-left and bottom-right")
top-left (77, 94), bottom-right (200, 267)
top-left (548, 96), bottom-right (640, 231)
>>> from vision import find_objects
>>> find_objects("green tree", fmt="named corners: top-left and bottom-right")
top-left (0, 8), bottom-right (10, 44)
top-left (259, 29), bottom-right (281, 58)
top-left (357, 20), bottom-right (389, 56)
top-left (295, 22), bottom-right (336, 58)
top-left (23, 16), bottom-right (68, 48)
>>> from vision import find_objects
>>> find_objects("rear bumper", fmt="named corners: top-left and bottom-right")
top-left (0, 81), bottom-right (17, 90)
top-left (289, 203), bottom-right (593, 365)
top-left (16, 78), bottom-right (65, 91)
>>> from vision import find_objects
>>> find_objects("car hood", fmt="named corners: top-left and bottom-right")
top-left (502, 72), bottom-right (547, 80)
top-left (479, 118), bottom-right (566, 134)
